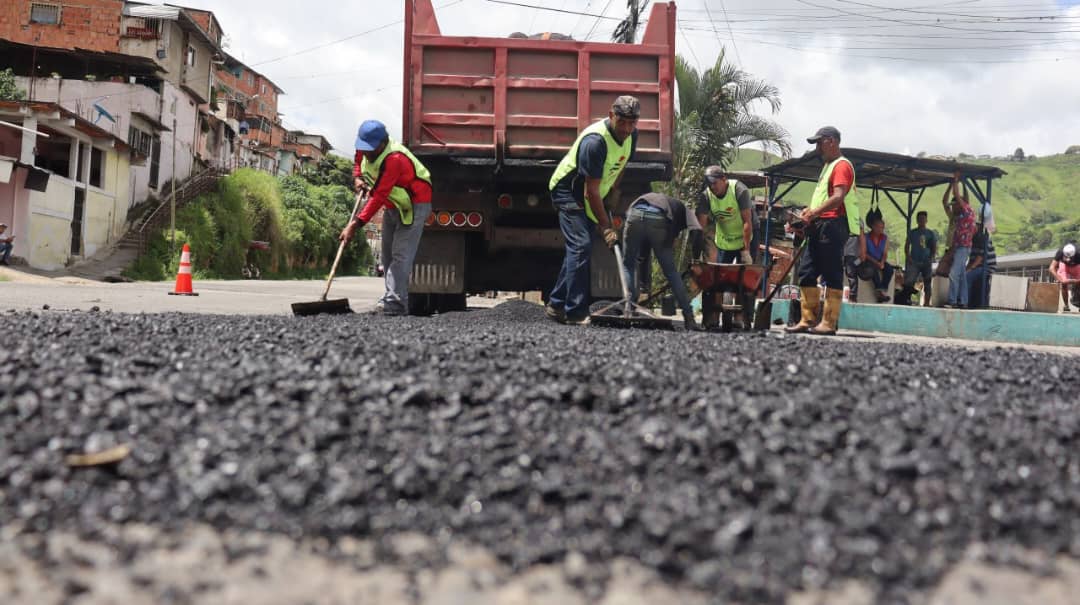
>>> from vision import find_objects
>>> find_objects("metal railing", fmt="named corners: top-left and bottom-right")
top-left (122, 168), bottom-right (223, 254)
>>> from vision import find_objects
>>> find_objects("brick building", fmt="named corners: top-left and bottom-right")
top-left (1, 1), bottom-right (335, 268)
top-left (0, 0), bottom-right (124, 53)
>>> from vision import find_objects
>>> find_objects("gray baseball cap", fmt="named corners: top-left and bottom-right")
top-left (807, 126), bottom-right (841, 143)
top-left (704, 165), bottom-right (726, 183)
top-left (611, 95), bottom-right (641, 119)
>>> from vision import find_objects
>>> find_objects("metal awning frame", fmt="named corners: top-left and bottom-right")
top-left (755, 148), bottom-right (1006, 296)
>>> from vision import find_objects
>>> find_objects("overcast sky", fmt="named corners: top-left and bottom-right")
top-left (176, 0), bottom-right (1080, 160)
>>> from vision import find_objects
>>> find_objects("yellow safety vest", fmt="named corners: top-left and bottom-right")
top-left (548, 120), bottom-right (633, 223)
top-left (360, 140), bottom-right (431, 226)
top-left (810, 156), bottom-right (859, 236)
top-left (706, 180), bottom-right (745, 251)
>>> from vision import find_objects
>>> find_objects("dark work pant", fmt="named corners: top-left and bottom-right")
top-left (717, 248), bottom-right (742, 264)
top-left (966, 267), bottom-right (991, 309)
top-left (798, 218), bottom-right (847, 290)
top-left (872, 262), bottom-right (895, 293)
top-left (622, 211), bottom-right (693, 317)
top-left (549, 205), bottom-right (596, 320)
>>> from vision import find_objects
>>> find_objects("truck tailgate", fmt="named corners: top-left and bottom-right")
top-left (403, 0), bottom-right (675, 169)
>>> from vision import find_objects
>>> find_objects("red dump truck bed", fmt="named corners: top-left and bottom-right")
top-left (399, 0), bottom-right (677, 314)
top-left (403, 0), bottom-right (675, 176)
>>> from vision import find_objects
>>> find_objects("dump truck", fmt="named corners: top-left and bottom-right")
top-left (402, 0), bottom-right (676, 314)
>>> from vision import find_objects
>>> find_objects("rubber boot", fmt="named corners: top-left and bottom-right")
top-left (811, 288), bottom-right (843, 335)
top-left (785, 287), bottom-right (820, 333)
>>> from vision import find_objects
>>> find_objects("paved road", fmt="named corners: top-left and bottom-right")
top-left (1, 268), bottom-right (1076, 358)
top-left (1, 300), bottom-right (1078, 604)
top-left (0, 272), bottom-right (388, 315)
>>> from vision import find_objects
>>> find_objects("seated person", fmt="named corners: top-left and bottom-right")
top-left (0, 223), bottom-right (14, 266)
top-left (1050, 242), bottom-right (1080, 312)
top-left (861, 216), bottom-right (893, 303)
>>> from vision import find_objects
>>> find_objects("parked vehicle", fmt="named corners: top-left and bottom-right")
top-left (402, 0), bottom-right (676, 314)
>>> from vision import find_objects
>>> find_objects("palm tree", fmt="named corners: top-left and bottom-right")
top-left (612, 1), bottom-right (648, 43)
top-left (673, 52), bottom-right (791, 180)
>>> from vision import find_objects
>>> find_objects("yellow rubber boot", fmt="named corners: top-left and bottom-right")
top-left (811, 288), bottom-right (843, 335)
top-left (785, 286), bottom-right (821, 333)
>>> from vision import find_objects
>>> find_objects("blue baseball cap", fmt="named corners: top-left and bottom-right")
top-left (354, 119), bottom-right (388, 151)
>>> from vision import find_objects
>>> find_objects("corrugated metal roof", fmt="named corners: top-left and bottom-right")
top-left (124, 4), bottom-right (181, 19)
top-left (762, 148), bottom-right (1006, 193)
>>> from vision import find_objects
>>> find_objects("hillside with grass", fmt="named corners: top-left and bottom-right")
top-left (725, 148), bottom-right (1080, 257)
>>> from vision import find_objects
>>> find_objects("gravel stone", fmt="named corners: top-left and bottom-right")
top-left (0, 302), bottom-right (1078, 603)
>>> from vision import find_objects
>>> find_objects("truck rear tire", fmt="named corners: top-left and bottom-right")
top-left (408, 293), bottom-right (467, 316)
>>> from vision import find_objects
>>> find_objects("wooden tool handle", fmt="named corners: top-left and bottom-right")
top-left (321, 192), bottom-right (367, 301)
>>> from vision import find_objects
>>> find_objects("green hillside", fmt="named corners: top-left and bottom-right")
top-left (726, 148), bottom-right (1080, 256)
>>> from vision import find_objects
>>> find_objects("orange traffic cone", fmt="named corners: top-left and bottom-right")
top-left (168, 243), bottom-right (199, 296)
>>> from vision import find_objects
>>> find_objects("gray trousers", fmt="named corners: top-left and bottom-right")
top-left (380, 203), bottom-right (432, 314)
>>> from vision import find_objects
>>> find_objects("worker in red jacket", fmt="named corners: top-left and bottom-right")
top-left (340, 120), bottom-right (433, 316)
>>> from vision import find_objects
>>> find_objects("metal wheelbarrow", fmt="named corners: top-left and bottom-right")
top-left (689, 262), bottom-right (766, 332)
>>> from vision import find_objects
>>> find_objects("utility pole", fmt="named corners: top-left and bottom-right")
top-left (171, 116), bottom-right (177, 250)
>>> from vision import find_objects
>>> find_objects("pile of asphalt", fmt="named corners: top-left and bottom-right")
top-left (1, 302), bottom-right (1078, 603)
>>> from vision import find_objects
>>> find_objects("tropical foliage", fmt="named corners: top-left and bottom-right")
top-left (125, 166), bottom-right (374, 280)
top-left (667, 52), bottom-right (790, 197)
top-left (0, 68), bottom-right (25, 101)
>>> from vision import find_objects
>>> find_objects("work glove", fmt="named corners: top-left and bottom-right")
top-left (602, 227), bottom-right (619, 250)
top-left (740, 250), bottom-right (753, 265)
top-left (689, 230), bottom-right (704, 261)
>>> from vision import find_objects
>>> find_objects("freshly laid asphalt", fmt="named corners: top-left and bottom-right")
top-left (1, 300), bottom-right (1078, 603)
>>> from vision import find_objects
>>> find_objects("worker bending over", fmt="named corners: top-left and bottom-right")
top-left (621, 192), bottom-right (705, 332)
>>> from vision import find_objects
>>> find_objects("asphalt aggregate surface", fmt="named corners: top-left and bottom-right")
top-left (1, 301), bottom-right (1078, 603)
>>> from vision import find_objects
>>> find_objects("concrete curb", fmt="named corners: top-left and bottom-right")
top-left (770, 299), bottom-right (1080, 348)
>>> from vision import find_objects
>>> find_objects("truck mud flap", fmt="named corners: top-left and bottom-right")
top-left (410, 231), bottom-right (465, 294)
top-left (590, 244), bottom-right (622, 299)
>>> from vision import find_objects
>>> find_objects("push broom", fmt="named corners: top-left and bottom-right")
top-left (292, 192), bottom-right (367, 317)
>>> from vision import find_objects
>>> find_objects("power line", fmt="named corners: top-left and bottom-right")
top-left (700, 1), bottom-right (728, 65)
top-left (584, 0), bottom-right (617, 41)
top-left (831, 0), bottom-right (1076, 20)
top-left (483, 0), bottom-right (620, 21)
top-left (678, 24), bottom-right (703, 70)
top-left (250, 0), bottom-right (466, 67)
top-left (714, 0), bottom-right (743, 68)
top-left (678, 27), bottom-right (1075, 64)
top-left (793, 0), bottom-right (1080, 36)
top-left (279, 87), bottom-right (396, 112)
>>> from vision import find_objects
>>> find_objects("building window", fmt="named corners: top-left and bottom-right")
top-left (260, 83), bottom-right (267, 95)
top-left (34, 134), bottom-right (72, 178)
top-left (149, 137), bottom-right (161, 189)
top-left (186, 45), bottom-right (196, 67)
top-left (89, 148), bottom-right (104, 188)
top-left (122, 16), bottom-right (163, 39)
top-left (30, 3), bottom-right (61, 25)
top-left (128, 126), bottom-right (153, 158)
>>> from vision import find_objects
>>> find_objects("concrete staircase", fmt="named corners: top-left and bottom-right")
top-left (118, 168), bottom-right (223, 254)
top-left (70, 169), bottom-right (223, 281)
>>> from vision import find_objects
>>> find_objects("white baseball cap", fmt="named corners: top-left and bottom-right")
top-left (1064, 243), bottom-right (1076, 258)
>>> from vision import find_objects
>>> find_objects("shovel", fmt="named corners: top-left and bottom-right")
top-left (292, 192), bottom-right (367, 316)
top-left (589, 243), bottom-right (676, 330)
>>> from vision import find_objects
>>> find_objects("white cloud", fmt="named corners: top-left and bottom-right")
top-left (175, 0), bottom-right (1080, 158)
